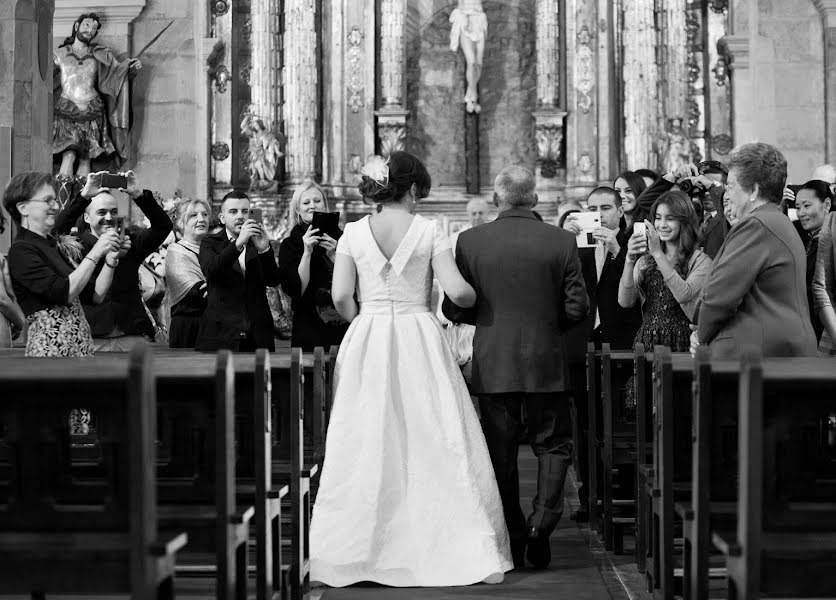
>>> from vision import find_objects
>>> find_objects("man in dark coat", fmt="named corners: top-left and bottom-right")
top-left (443, 166), bottom-right (589, 570)
top-left (195, 191), bottom-right (283, 352)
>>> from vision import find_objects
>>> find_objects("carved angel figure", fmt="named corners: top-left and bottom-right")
top-left (662, 117), bottom-right (691, 175)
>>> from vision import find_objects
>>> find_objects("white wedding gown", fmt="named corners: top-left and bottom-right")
top-left (310, 215), bottom-right (512, 587)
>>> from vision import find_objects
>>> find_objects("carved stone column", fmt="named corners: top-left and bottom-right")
top-left (814, 0), bottom-right (836, 162)
top-left (284, 0), bottom-right (319, 182)
top-left (375, 0), bottom-right (407, 156)
top-left (534, 0), bottom-right (565, 186)
top-left (250, 0), bottom-right (280, 132)
top-left (722, 34), bottom-right (751, 147)
top-left (622, 0), bottom-right (659, 170)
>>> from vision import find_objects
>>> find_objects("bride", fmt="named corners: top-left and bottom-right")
top-left (309, 151), bottom-right (512, 587)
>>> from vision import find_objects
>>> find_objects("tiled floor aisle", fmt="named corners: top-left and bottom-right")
top-left (313, 451), bottom-right (624, 600)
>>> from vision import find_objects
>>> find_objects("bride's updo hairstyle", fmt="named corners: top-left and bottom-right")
top-left (358, 151), bottom-right (431, 205)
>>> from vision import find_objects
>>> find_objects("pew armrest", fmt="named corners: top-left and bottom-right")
top-left (231, 505), bottom-right (256, 525)
top-left (675, 501), bottom-right (694, 521)
top-left (712, 530), bottom-right (741, 557)
top-left (150, 532), bottom-right (188, 557)
top-left (267, 484), bottom-right (290, 500)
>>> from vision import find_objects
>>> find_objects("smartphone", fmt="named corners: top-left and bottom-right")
top-left (573, 211), bottom-right (601, 248)
top-left (633, 222), bottom-right (647, 238)
top-left (249, 208), bottom-right (263, 223)
top-left (114, 216), bottom-right (126, 239)
top-left (311, 211), bottom-right (341, 239)
top-left (100, 173), bottom-right (128, 189)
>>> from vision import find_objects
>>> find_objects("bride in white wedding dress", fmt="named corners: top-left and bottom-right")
top-left (309, 152), bottom-right (512, 587)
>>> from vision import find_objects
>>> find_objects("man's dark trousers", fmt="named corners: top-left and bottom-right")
top-left (478, 391), bottom-right (574, 541)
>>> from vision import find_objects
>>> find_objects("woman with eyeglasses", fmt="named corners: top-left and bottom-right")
top-left (4, 171), bottom-right (123, 356)
top-left (0, 211), bottom-right (25, 348)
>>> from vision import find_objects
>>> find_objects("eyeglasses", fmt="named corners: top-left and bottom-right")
top-left (29, 196), bottom-right (60, 208)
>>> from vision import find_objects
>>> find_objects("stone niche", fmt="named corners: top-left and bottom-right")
top-left (405, 0), bottom-right (538, 192)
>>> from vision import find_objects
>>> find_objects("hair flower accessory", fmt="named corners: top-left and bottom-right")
top-left (360, 155), bottom-right (390, 190)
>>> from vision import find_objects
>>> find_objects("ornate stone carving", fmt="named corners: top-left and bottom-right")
top-left (378, 120), bottom-right (406, 157)
top-left (712, 133), bottom-right (733, 155)
top-left (347, 27), bottom-right (365, 113)
top-left (284, 1), bottom-right (319, 182)
top-left (241, 107), bottom-right (284, 192)
top-left (250, 0), bottom-right (281, 144)
top-left (536, 0), bottom-right (560, 108)
top-left (380, 0), bottom-right (406, 107)
top-left (240, 61), bottom-right (251, 85)
top-left (712, 55), bottom-right (728, 86)
top-left (661, 117), bottom-right (692, 174)
top-left (211, 142), bottom-right (230, 161)
top-left (205, 40), bottom-right (229, 93)
top-left (575, 26), bottom-right (594, 114)
top-left (242, 18), bottom-right (252, 45)
top-left (211, 0), bottom-right (230, 16)
top-left (535, 125), bottom-right (563, 178)
top-left (708, 0), bottom-right (728, 13)
top-left (577, 152), bottom-right (592, 174)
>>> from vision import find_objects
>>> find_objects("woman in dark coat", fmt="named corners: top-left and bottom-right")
top-left (278, 181), bottom-right (348, 351)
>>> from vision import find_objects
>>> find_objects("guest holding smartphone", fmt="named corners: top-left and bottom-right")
top-left (278, 180), bottom-right (348, 351)
top-left (618, 190), bottom-right (711, 353)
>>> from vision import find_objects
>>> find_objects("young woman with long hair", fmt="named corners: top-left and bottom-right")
top-left (618, 190), bottom-right (712, 352)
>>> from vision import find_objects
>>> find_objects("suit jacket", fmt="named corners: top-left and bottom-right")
top-left (195, 231), bottom-right (283, 352)
top-left (442, 209), bottom-right (589, 394)
top-left (697, 202), bottom-right (816, 359)
top-left (54, 189), bottom-right (172, 338)
top-left (701, 211), bottom-right (730, 260)
top-left (577, 225), bottom-right (642, 350)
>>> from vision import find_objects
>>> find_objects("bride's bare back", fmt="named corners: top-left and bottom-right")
top-left (368, 211), bottom-right (415, 260)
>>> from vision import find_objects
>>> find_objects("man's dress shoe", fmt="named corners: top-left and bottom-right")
top-left (526, 532), bottom-right (551, 569)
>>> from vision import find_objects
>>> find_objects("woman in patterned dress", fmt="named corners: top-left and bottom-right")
top-left (4, 171), bottom-right (124, 357)
top-left (0, 211), bottom-right (25, 348)
top-left (618, 190), bottom-right (712, 353)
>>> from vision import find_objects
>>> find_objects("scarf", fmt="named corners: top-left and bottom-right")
top-left (164, 239), bottom-right (204, 309)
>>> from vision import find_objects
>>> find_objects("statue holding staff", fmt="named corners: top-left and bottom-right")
top-left (449, 0), bottom-right (487, 114)
top-left (52, 13), bottom-right (141, 191)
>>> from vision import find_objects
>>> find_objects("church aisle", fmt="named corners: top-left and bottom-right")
top-left (312, 452), bottom-right (622, 600)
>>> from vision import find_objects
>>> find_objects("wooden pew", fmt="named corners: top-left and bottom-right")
top-left (586, 343), bottom-right (602, 532)
top-left (600, 343), bottom-right (645, 554)
top-left (0, 345), bottom-right (188, 599)
top-left (632, 343), bottom-right (653, 572)
top-left (153, 350), bottom-right (254, 600)
top-left (643, 347), bottom-right (695, 599)
top-left (713, 351), bottom-right (836, 600)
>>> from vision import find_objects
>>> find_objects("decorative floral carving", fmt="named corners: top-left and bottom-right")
top-left (240, 61), bottom-right (252, 86)
top-left (211, 142), bottom-right (230, 161)
top-left (378, 121), bottom-right (406, 157)
top-left (708, 0), bottom-right (728, 14)
top-left (346, 27), bottom-right (365, 113)
top-left (712, 56), bottom-right (728, 87)
top-left (577, 153), bottom-right (592, 174)
top-left (712, 133), bottom-right (733, 155)
top-left (687, 98), bottom-right (700, 132)
top-left (685, 10), bottom-right (701, 46)
top-left (242, 18), bottom-right (253, 45)
top-left (535, 124), bottom-right (564, 178)
top-left (575, 26), bottom-right (594, 114)
top-left (687, 54), bottom-right (700, 85)
top-left (212, 0), bottom-right (230, 17)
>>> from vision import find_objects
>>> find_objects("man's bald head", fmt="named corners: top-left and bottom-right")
top-left (465, 198), bottom-right (490, 227)
top-left (812, 164), bottom-right (836, 184)
top-left (83, 191), bottom-right (119, 237)
top-left (493, 165), bottom-right (537, 211)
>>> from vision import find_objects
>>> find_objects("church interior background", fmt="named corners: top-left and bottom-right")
top-left (0, 0), bottom-right (833, 252)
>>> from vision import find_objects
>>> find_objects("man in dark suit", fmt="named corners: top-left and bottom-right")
top-left (564, 187), bottom-right (642, 350)
top-left (53, 170), bottom-right (172, 350)
top-left (443, 166), bottom-right (589, 570)
top-left (195, 191), bottom-right (283, 352)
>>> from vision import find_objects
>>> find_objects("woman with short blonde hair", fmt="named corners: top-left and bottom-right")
top-left (279, 180), bottom-right (348, 351)
top-left (164, 197), bottom-right (212, 347)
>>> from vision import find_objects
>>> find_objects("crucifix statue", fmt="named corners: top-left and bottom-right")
top-left (449, 0), bottom-right (487, 114)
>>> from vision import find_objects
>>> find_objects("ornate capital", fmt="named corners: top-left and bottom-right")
top-left (721, 35), bottom-right (750, 71)
top-left (375, 108), bottom-right (408, 157)
top-left (533, 110), bottom-right (567, 178)
top-left (813, 0), bottom-right (836, 28)
top-left (54, 0), bottom-right (146, 37)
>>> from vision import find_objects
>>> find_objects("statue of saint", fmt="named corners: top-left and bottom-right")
top-left (53, 13), bottom-right (141, 186)
top-left (240, 110), bottom-right (284, 192)
top-left (662, 117), bottom-right (691, 175)
top-left (449, 0), bottom-right (487, 114)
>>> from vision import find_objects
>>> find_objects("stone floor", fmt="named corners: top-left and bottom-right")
top-left (311, 451), bottom-right (651, 600)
